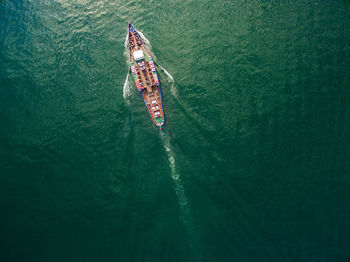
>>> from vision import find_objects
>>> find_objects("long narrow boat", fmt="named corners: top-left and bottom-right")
top-left (127, 23), bottom-right (165, 128)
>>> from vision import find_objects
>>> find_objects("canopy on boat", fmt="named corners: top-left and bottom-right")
top-left (133, 50), bottom-right (144, 61)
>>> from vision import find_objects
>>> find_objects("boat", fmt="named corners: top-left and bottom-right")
top-left (127, 22), bottom-right (165, 128)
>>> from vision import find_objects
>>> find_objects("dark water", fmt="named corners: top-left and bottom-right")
top-left (1, 0), bottom-right (350, 261)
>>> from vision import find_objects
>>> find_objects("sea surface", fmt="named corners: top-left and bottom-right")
top-left (1, 0), bottom-right (350, 261)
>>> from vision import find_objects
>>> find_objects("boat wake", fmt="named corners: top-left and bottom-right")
top-left (159, 65), bottom-right (177, 97)
top-left (124, 30), bottom-right (129, 48)
top-left (122, 31), bottom-right (132, 102)
top-left (160, 129), bottom-right (201, 260)
top-left (122, 71), bottom-right (132, 101)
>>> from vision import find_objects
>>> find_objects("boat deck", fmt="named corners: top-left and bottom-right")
top-left (128, 25), bottom-right (164, 126)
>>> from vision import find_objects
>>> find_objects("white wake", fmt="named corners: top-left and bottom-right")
top-left (122, 71), bottom-right (131, 101)
top-left (160, 130), bottom-right (201, 260)
top-left (160, 131), bottom-right (191, 224)
top-left (159, 65), bottom-right (177, 97)
top-left (124, 31), bottom-right (129, 48)
top-left (122, 30), bottom-right (132, 101)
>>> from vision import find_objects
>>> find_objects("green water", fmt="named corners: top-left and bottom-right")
top-left (1, 0), bottom-right (350, 261)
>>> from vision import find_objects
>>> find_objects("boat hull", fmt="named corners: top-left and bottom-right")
top-left (128, 23), bottom-right (165, 127)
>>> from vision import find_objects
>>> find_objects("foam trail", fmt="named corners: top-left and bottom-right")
top-left (124, 31), bottom-right (129, 48)
top-left (122, 30), bottom-right (132, 102)
top-left (159, 65), bottom-right (177, 97)
top-left (160, 130), bottom-right (201, 260)
top-left (123, 31), bottom-right (130, 62)
top-left (159, 65), bottom-right (174, 82)
top-left (122, 72), bottom-right (132, 101)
